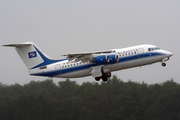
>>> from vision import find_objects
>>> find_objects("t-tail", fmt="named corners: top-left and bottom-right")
top-left (3, 42), bottom-right (63, 70)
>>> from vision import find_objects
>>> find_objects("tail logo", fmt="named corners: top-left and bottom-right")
top-left (28, 51), bottom-right (37, 58)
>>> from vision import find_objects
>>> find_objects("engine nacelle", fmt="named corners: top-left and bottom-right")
top-left (108, 54), bottom-right (119, 63)
top-left (92, 55), bottom-right (109, 64)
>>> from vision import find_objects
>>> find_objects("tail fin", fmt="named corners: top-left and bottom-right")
top-left (3, 42), bottom-right (62, 70)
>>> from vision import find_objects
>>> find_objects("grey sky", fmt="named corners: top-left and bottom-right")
top-left (0, 0), bottom-right (179, 85)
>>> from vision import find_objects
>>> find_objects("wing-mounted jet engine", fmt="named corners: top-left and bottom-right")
top-left (108, 54), bottom-right (119, 63)
top-left (92, 54), bottom-right (119, 64)
top-left (92, 55), bottom-right (109, 64)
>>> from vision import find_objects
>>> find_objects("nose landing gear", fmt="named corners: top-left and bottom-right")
top-left (161, 57), bottom-right (169, 67)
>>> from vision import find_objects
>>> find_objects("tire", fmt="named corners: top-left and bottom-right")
top-left (102, 76), bottom-right (108, 82)
top-left (162, 63), bottom-right (166, 67)
top-left (95, 77), bottom-right (100, 81)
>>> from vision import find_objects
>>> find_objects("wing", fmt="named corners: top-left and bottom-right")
top-left (63, 50), bottom-right (113, 63)
top-left (63, 52), bottom-right (92, 62)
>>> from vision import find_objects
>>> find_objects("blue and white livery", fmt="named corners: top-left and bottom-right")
top-left (3, 42), bottom-right (173, 81)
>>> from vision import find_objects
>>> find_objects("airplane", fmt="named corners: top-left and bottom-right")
top-left (3, 42), bottom-right (173, 81)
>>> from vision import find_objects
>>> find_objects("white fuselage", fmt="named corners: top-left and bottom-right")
top-left (28, 44), bottom-right (172, 78)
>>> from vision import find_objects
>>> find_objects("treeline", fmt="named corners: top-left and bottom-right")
top-left (0, 76), bottom-right (180, 120)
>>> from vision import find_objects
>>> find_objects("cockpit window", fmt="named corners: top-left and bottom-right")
top-left (154, 47), bottom-right (160, 50)
top-left (148, 47), bottom-right (160, 51)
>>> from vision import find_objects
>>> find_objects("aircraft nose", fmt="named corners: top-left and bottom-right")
top-left (166, 51), bottom-right (173, 57)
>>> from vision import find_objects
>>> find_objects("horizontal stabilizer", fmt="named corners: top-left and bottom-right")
top-left (3, 43), bottom-right (32, 47)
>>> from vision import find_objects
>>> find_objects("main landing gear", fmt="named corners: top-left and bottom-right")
top-left (95, 73), bottom-right (111, 82)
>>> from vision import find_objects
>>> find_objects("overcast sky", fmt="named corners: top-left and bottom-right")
top-left (0, 0), bottom-right (179, 85)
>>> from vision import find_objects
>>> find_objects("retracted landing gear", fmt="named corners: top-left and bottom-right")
top-left (162, 63), bottom-right (166, 67)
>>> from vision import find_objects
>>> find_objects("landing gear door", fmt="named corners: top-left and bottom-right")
top-left (138, 48), bottom-right (144, 58)
top-left (55, 64), bottom-right (61, 74)
top-left (91, 66), bottom-right (103, 78)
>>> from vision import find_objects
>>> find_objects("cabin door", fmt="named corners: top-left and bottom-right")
top-left (55, 64), bottom-right (61, 74)
top-left (138, 48), bottom-right (144, 58)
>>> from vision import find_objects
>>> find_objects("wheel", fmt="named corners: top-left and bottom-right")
top-left (102, 75), bottom-right (108, 82)
top-left (162, 63), bottom-right (166, 67)
top-left (95, 77), bottom-right (100, 81)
